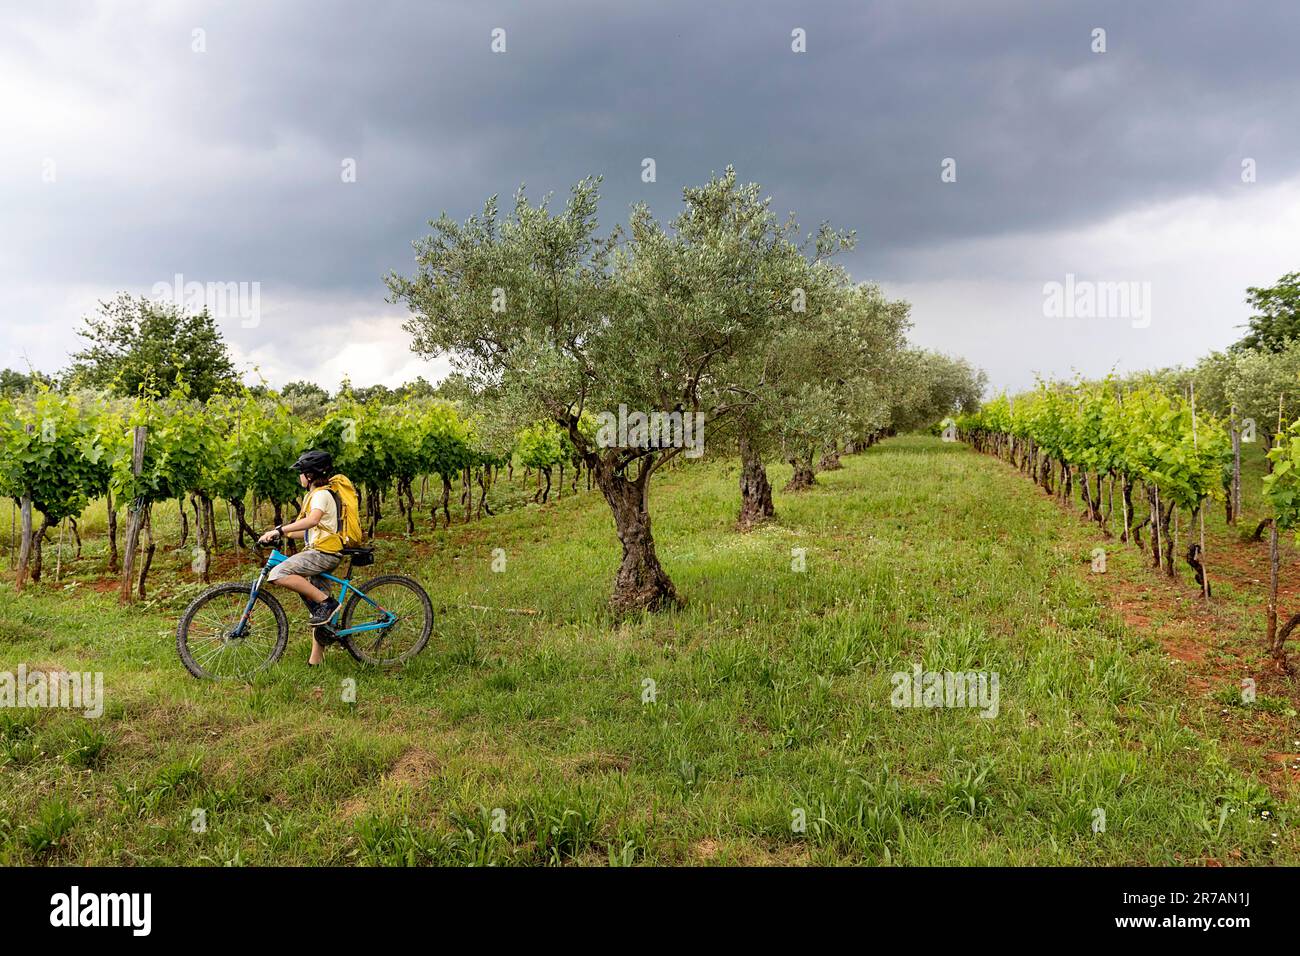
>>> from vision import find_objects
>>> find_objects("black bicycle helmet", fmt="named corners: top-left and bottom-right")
top-left (291, 449), bottom-right (333, 476)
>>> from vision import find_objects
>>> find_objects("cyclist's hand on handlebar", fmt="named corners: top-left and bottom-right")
top-left (257, 529), bottom-right (281, 546)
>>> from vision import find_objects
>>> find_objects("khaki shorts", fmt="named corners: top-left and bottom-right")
top-left (268, 548), bottom-right (342, 586)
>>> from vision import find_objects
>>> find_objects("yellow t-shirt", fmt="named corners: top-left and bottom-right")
top-left (305, 488), bottom-right (338, 549)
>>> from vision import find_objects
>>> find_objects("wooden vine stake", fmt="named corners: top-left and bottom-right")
top-left (1230, 403), bottom-right (1242, 524)
top-left (1266, 393), bottom-right (1285, 658)
top-left (1153, 484), bottom-right (1163, 572)
top-left (1267, 520), bottom-right (1280, 656)
top-left (118, 425), bottom-right (148, 604)
top-left (14, 424), bottom-right (34, 592)
top-left (1191, 383), bottom-right (1209, 600)
top-left (15, 497), bottom-right (33, 591)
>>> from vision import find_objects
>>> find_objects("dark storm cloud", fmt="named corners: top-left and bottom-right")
top-left (4, 0), bottom-right (1300, 386)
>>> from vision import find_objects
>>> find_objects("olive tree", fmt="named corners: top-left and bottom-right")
top-left (727, 278), bottom-right (911, 520)
top-left (387, 170), bottom-right (798, 613)
top-left (886, 350), bottom-right (987, 434)
top-left (1226, 342), bottom-right (1300, 447)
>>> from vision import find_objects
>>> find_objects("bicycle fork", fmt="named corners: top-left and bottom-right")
top-left (232, 566), bottom-right (272, 639)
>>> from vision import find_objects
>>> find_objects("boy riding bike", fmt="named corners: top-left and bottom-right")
top-left (257, 449), bottom-right (349, 665)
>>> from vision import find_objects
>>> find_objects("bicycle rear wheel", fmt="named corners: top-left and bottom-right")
top-left (338, 575), bottom-right (433, 666)
top-left (177, 584), bottom-right (289, 680)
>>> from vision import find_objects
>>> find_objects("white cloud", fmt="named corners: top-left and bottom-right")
top-left (885, 175), bottom-right (1300, 392)
top-left (232, 304), bottom-right (451, 391)
top-left (0, 281), bottom-right (448, 392)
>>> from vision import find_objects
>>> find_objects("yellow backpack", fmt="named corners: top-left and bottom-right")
top-left (298, 475), bottom-right (365, 552)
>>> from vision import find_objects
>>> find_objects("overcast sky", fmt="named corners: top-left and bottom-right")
top-left (3, 0), bottom-right (1299, 394)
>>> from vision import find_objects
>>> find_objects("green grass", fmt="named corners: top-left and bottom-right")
top-left (0, 436), bottom-right (1295, 865)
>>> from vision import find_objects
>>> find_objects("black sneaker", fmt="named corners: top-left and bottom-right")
top-left (308, 596), bottom-right (339, 626)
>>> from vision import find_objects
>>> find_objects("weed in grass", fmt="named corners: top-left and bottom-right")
top-left (521, 791), bottom-right (603, 865)
top-left (940, 761), bottom-right (996, 818)
top-left (1090, 646), bottom-right (1150, 705)
top-left (353, 814), bottom-right (439, 866)
top-left (442, 806), bottom-right (520, 866)
top-left (794, 768), bottom-right (932, 861)
top-left (449, 632), bottom-right (487, 669)
top-left (482, 667), bottom-right (521, 692)
top-left (62, 722), bottom-right (112, 769)
top-left (0, 709), bottom-right (43, 767)
top-left (21, 798), bottom-right (78, 858)
top-left (116, 755), bottom-right (204, 818)
top-left (1212, 685), bottom-right (1296, 716)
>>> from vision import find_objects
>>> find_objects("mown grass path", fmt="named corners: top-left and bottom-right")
top-left (1, 436), bottom-right (1295, 864)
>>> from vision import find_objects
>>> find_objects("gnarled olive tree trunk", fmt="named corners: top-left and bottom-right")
top-left (555, 410), bottom-right (681, 614)
top-left (737, 434), bottom-right (775, 528)
top-left (592, 456), bottom-right (678, 613)
top-left (784, 451), bottom-right (816, 492)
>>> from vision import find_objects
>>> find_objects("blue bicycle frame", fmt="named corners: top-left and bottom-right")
top-left (234, 549), bottom-right (396, 639)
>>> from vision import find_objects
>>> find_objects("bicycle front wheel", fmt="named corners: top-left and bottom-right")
top-left (177, 583), bottom-right (289, 680)
top-left (338, 575), bottom-right (433, 666)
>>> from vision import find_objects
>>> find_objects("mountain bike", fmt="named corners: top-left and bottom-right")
top-left (176, 544), bottom-right (433, 680)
